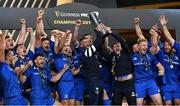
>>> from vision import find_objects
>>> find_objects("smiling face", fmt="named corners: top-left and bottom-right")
top-left (41, 39), bottom-right (50, 52)
top-left (138, 39), bottom-right (148, 55)
top-left (112, 42), bottom-right (122, 55)
top-left (81, 35), bottom-right (93, 48)
top-left (62, 45), bottom-right (72, 57)
top-left (164, 41), bottom-right (172, 54)
top-left (35, 55), bottom-right (45, 68)
top-left (5, 37), bottom-right (14, 49)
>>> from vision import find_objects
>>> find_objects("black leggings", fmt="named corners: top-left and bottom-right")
top-left (112, 79), bottom-right (136, 105)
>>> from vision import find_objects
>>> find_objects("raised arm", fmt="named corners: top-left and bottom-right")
top-left (17, 18), bottom-right (26, 45)
top-left (93, 24), bottom-right (104, 50)
top-left (35, 10), bottom-right (44, 48)
top-left (134, 17), bottom-right (145, 39)
top-left (159, 15), bottom-right (174, 46)
top-left (72, 20), bottom-right (81, 47)
top-left (27, 28), bottom-right (36, 53)
top-left (56, 31), bottom-right (66, 54)
top-left (0, 30), bottom-right (5, 62)
top-left (149, 24), bottom-right (160, 54)
top-left (102, 25), bottom-right (113, 53)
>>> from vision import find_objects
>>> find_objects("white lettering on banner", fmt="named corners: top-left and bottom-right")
top-left (60, 12), bottom-right (80, 17)
top-left (54, 11), bottom-right (99, 18)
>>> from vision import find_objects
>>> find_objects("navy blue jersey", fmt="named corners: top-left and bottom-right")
top-left (54, 53), bottom-right (74, 81)
top-left (0, 62), bottom-right (22, 99)
top-left (23, 66), bottom-right (52, 99)
top-left (157, 49), bottom-right (180, 85)
top-left (131, 52), bottom-right (158, 82)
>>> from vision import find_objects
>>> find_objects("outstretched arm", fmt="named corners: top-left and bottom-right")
top-left (56, 31), bottom-right (66, 54)
top-left (149, 24), bottom-right (160, 54)
top-left (27, 28), bottom-right (36, 53)
top-left (134, 17), bottom-right (145, 39)
top-left (72, 20), bottom-right (81, 47)
top-left (17, 18), bottom-right (26, 45)
top-left (35, 10), bottom-right (44, 48)
top-left (0, 30), bottom-right (5, 62)
top-left (159, 15), bottom-right (174, 46)
top-left (102, 25), bottom-right (113, 53)
top-left (93, 24), bottom-right (104, 50)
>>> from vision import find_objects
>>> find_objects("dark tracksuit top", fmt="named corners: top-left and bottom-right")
top-left (80, 31), bottom-right (104, 80)
top-left (101, 33), bottom-right (134, 77)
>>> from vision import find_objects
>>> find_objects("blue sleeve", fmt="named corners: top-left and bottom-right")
top-left (14, 60), bottom-right (21, 68)
top-left (35, 47), bottom-right (43, 54)
top-left (173, 42), bottom-right (180, 55)
top-left (0, 64), bottom-right (10, 81)
top-left (50, 40), bottom-right (54, 50)
top-left (156, 49), bottom-right (164, 64)
top-left (47, 71), bottom-right (52, 81)
top-left (75, 46), bottom-right (82, 54)
top-left (151, 54), bottom-right (159, 66)
top-left (50, 40), bottom-right (56, 56)
top-left (148, 40), bottom-right (152, 49)
top-left (27, 50), bottom-right (34, 60)
top-left (73, 54), bottom-right (81, 69)
top-left (23, 68), bottom-right (32, 79)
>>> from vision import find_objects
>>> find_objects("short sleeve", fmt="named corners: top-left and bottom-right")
top-left (14, 60), bottom-right (21, 68)
top-left (23, 68), bottom-right (32, 79)
top-left (47, 71), bottom-right (52, 81)
top-left (173, 41), bottom-right (180, 55)
top-left (27, 50), bottom-right (34, 60)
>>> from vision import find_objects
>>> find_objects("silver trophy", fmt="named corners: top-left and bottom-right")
top-left (89, 11), bottom-right (106, 34)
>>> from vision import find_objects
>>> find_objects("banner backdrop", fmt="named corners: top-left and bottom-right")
top-left (0, 3), bottom-right (180, 40)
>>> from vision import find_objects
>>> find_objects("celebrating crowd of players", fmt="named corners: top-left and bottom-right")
top-left (0, 10), bottom-right (180, 106)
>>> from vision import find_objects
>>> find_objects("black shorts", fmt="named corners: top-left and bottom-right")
top-left (112, 79), bottom-right (136, 105)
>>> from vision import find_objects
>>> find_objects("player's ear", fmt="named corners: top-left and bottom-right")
top-left (34, 59), bottom-right (37, 64)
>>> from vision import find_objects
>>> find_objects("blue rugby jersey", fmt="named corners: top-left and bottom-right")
top-left (156, 49), bottom-right (180, 85)
top-left (131, 52), bottom-right (159, 82)
top-left (54, 53), bottom-right (74, 81)
top-left (0, 62), bottom-right (23, 99)
top-left (23, 66), bottom-right (52, 99)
